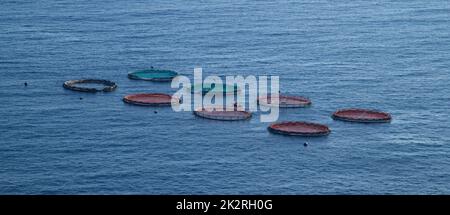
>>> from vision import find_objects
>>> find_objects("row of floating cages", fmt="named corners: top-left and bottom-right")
top-left (62, 69), bottom-right (178, 92)
top-left (121, 93), bottom-right (391, 137)
top-left (63, 68), bottom-right (391, 138)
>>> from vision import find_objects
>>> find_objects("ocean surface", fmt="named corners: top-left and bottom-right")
top-left (1, 0), bottom-right (449, 194)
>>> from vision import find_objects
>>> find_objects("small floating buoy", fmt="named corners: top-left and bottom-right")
top-left (304, 142), bottom-right (308, 147)
top-left (79, 97), bottom-right (83, 100)
top-left (154, 111), bottom-right (157, 114)
top-left (24, 82), bottom-right (28, 86)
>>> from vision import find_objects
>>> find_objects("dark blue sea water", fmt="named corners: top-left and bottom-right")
top-left (1, 0), bottom-right (449, 194)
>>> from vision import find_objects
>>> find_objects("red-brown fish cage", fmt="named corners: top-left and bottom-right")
top-left (258, 95), bottom-right (311, 108)
top-left (332, 108), bottom-right (392, 123)
top-left (268, 121), bottom-right (330, 136)
top-left (123, 93), bottom-right (178, 106)
top-left (193, 106), bottom-right (252, 121)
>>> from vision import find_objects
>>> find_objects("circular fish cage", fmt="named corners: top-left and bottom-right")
top-left (268, 121), bottom-right (331, 137)
top-left (259, 95), bottom-right (311, 108)
top-left (63, 79), bottom-right (117, 93)
top-left (193, 107), bottom-right (252, 121)
top-left (332, 108), bottom-right (392, 123)
top-left (123, 93), bottom-right (178, 106)
top-left (128, 69), bottom-right (178, 81)
top-left (188, 83), bottom-right (240, 95)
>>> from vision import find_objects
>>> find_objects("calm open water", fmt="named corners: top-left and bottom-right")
top-left (1, 0), bottom-right (449, 194)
